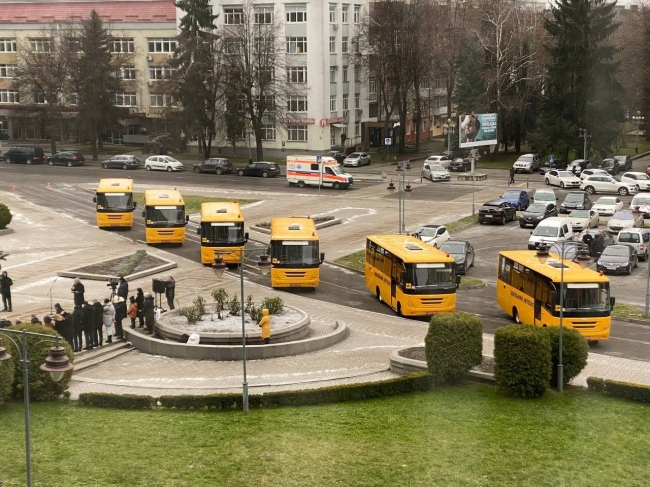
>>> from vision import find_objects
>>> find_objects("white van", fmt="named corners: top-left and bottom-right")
top-left (527, 216), bottom-right (574, 250)
top-left (286, 155), bottom-right (353, 189)
top-left (533, 188), bottom-right (557, 205)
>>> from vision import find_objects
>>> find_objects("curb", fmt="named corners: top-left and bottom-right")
top-left (57, 253), bottom-right (177, 281)
top-left (389, 350), bottom-right (496, 383)
top-left (0, 228), bottom-right (13, 236)
top-left (250, 218), bottom-right (342, 235)
top-left (631, 151), bottom-right (650, 160)
top-left (613, 316), bottom-right (650, 326)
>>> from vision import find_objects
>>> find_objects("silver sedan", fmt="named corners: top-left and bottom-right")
top-left (343, 152), bottom-right (371, 167)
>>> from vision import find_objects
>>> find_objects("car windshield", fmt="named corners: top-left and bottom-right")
top-left (535, 192), bottom-right (555, 202)
top-left (633, 196), bottom-right (650, 206)
top-left (517, 156), bottom-right (532, 162)
top-left (596, 198), bottom-right (617, 205)
top-left (615, 156), bottom-right (626, 162)
top-left (633, 174), bottom-right (650, 180)
top-left (431, 166), bottom-right (446, 172)
top-left (417, 227), bottom-right (439, 237)
top-left (331, 165), bottom-right (344, 175)
top-left (612, 212), bottom-right (633, 220)
top-left (501, 191), bottom-right (520, 198)
top-left (564, 194), bottom-right (583, 202)
top-left (618, 233), bottom-right (640, 243)
top-left (440, 243), bottom-right (466, 254)
top-left (406, 263), bottom-right (456, 290)
top-left (570, 210), bottom-right (589, 218)
top-left (527, 204), bottom-right (548, 212)
top-left (163, 157), bottom-right (180, 163)
top-left (600, 160), bottom-right (614, 166)
top-left (558, 171), bottom-right (573, 178)
top-left (532, 226), bottom-right (559, 237)
top-left (603, 246), bottom-right (629, 256)
top-left (349, 153), bottom-right (361, 158)
top-left (560, 283), bottom-right (610, 312)
top-left (270, 240), bottom-right (320, 267)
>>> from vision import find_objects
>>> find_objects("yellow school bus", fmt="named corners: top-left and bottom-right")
top-left (197, 202), bottom-right (248, 265)
top-left (497, 250), bottom-right (612, 342)
top-left (94, 179), bottom-right (136, 228)
top-left (142, 189), bottom-right (189, 244)
top-left (365, 235), bottom-right (458, 317)
top-left (269, 217), bottom-right (323, 288)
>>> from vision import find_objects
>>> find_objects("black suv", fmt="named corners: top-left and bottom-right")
top-left (614, 155), bottom-right (632, 171)
top-left (599, 158), bottom-right (620, 175)
top-left (539, 157), bottom-right (567, 175)
top-left (1, 146), bottom-right (45, 164)
top-left (236, 161), bottom-right (281, 178)
top-left (560, 192), bottom-right (592, 213)
top-left (47, 151), bottom-right (85, 167)
top-left (193, 158), bottom-right (234, 174)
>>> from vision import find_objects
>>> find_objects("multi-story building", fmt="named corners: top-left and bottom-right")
top-left (207, 1), bottom-right (370, 152)
top-left (0, 0), bottom-right (176, 143)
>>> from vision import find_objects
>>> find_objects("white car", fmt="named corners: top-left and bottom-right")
top-left (580, 169), bottom-right (609, 180)
top-left (533, 188), bottom-right (557, 205)
top-left (413, 224), bottom-right (451, 248)
top-left (593, 196), bottom-right (623, 216)
top-left (620, 172), bottom-right (650, 192)
top-left (630, 194), bottom-right (650, 218)
top-left (544, 170), bottom-right (581, 188)
top-left (424, 155), bottom-right (452, 169)
top-left (421, 163), bottom-right (450, 182)
top-left (607, 209), bottom-right (644, 233)
top-left (144, 155), bottom-right (185, 172)
top-left (568, 209), bottom-right (599, 232)
top-left (580, 175), bottom-right (637, 196)
top-left (343, 152), bottom-right (371, 167)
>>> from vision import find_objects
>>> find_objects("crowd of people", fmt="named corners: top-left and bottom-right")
top-left (576, 229), bottom-right (606, 257)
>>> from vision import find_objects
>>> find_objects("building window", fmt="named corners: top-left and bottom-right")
top-left (369, 103), bottom-right (378, 118)
top-left (257, 66), bottom-right (274, 82)
top-left (342, 4), bottom-right (349, 23)
top-left (111, 38), bottom-right (134, 53)
top-left (331, 126), bottom-right (336, 147)
top-left (352, 36), bottom-right (359, 53)
top-left (287, 96), bottom-right (308, 112)
top-left (355, 121), bottom-right (360, 137)
top-left (342, 37), bottom-right (348, 53)
top-left (224, 7), bottom-right (243, 24)
top-left (329, 4), bottom-right (337, 23)
top-left (0, 90), bottom-right (19, 103)
top-left (149, 66), bottom-right (176, 80)
top-left (0, 64), bottom-right (16, 78)
top-left (343, 94), bottom-right (349, 110)
top-left (254, 6), bottom-right (274, 24)
top-left (368, 79), bottom-right (377, 102)
top-left (147, 38), bottom-right (177, 53)
top-left (287, 125), bottom-right (308, 141)
top-left (286, 5), bottom-right (307, 23)
top-left (67, 93), bottom-right (78, 106)
top-left (33, 92), bottom-right (46, 104)
top-left (286, 36), bottom-right (307, 54)
top-left (0, 116), bottom-right (7, 136)
top-left (330, 66), bottom-right (337, 83)
top-left (0, 39), bottom-right (17, 52)
top-left (355, 93), bottom-right (360, 109)
top-left (355, 68), bottom-right (361, 82)
top-left (150, 94), bottom-right (166, 107)
top-left (115, 92), bottom-right (137, 106)
top-left (261, 124), bottom-right (276, 140)
top-left (30, 39), bottom-right (52, 53)
top-left (406, 123), bottom-right (411, 135)
top-left (286, 66), bottom-right (307, 83)
top-left (342, 65), bottom-right (348, 82)
top-left (330, 95), bottom-right (337, 112)
top-left (329, 37), bottom-right (336, 54)
top-left (120, 66), bottom-right (136, 80)
top-left (354, 5), bottom-right (361, 23)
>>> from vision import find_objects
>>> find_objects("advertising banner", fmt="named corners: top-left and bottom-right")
top-left (459, 113), bottom-right (498, 148)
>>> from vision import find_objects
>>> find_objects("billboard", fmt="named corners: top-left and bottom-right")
top-left (459, 113), bottom-right (498, 148)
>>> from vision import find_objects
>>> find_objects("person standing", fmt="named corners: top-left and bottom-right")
top-left (258, 308), bottom-right (271, 344)
top-left (93, 299), bottom-right (104, 347)
top-left (112, 296), bottom-right (127, 339)
top-left (1, 270), bottom-right (13, 312)
top-left (82, 301), bottom-right (95, 351)
top-left (135, 288), bottom-right (145, 328)
top-left (71, 278), bottom-right (85, 307)
top-left (54, 303), bottom-right (74, 347)
top-left (73, 305), bottom-right (84, 352)
top-left (591, 231), bottom-right (605, 258)
top-left (142, 292), bottom-right (155, 334)
top-left (117, 277), bottom-right (129, 301)
top-left (127, 296), bottom-right (138, 329)
top-left (582, 229), bottom-right (593, 248)
top-left (103, 298), bottom-right (115, 344)
top-left (165, 276), bottom-right (176, 310)
top-left (509, 167), bottom-right (516, 184)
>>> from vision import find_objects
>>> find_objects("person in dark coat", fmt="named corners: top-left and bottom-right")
top-left (135, 288), bottom-right (145, 328)
top-left (509, 167), bottom-right (515, 184)
top-left (165, 276), bottom-right (175, 310)
top-left (73, 305), bottom-right (84, 352)
top-left (117, 277), bottom-right (129, 301)
top-left (71, 278), bottom-right (85, 307)
top-left (82, 301), bottom-right (95, 351)
top-left (1, 270), bottom-right (13, 312)
top-left (53, 303), bottom-right (74, 347)
top-left (92, 299), bottom-right (104, 347)
top-left (142, 292), bottom-right (155, 334)
top-left (112, 296), bottom-right (127, 339)
top-left (582, 230), bottom-right (593, 248)
top-left (590, 231), bottom-right (605, 258)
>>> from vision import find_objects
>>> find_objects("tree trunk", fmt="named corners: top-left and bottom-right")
top-left (414, 84), bottom-right (421, 153)
top-left (90, 125), bottom-right (98, 161)
top-left (255, 129), bottom-right (264, 161)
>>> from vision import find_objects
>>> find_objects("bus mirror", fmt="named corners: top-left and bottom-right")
top-left (610, 296), bottom-right (616, 310)
top-left (320, 252), bottom-right (325, 263)
top-left (186, 215), bottom-right (190, 223)
top-left (92, 196), bottom-right (97, 203)
top-left (245, 232), bottom-right (249, 242)
top-left (196, 227), bottom-right (200, 235)
top-left (552, 291), bottom-right (558, 306)
top-left (141, 210), bottom-right (145, 217)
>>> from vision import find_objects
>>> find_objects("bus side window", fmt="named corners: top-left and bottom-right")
top-left (523, 271), bottom-right (535, 296)
top-left (383, 251), bottom-right (393, 276)
top-left (511, 264), bottom-right (524, 291)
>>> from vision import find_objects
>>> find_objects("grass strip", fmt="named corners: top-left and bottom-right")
top-left (116, 250), bottom-right (147, 277)
top-left (132, 193), bottom-right (258, 214)
top-left (612, 302), bottom-right (650, 322)
top-left (459, 277), bottom-right (484, 288)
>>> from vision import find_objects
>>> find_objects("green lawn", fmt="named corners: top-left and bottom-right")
top-left (132, 193), bottom-right (258, 214)
top-left (459, 277), bottom-right (484, 288)
top-left (612, 302), bottom-right (650, 322)
top-left (1, 385), bottom-right (649, 486)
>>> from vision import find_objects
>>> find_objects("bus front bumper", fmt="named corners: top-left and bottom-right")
top-left (200, 247), bottom-right (244, 265)
top-left (271, 268), bottom-right (319, 288)
top-left (97, 212), bottom-right (133, 228)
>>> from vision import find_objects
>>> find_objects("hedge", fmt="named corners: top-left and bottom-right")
top-left (494, 324), bottom-right (551, 398)
top-left (587, 377), bottom-right (650, 404)
top-left (116, 250), bottom-right (147, 278)
top-left (0, 202), bottom-right (12, 229)
top-left (424, 311), bottom-right (483, 385)
top-left (543, 327), bottom-right (588, 387)
top-left (79, 392), bottom-right (156, 409)
top-left (0, 344), bottom-right (14, 402)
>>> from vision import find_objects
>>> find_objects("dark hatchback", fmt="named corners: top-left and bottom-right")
top-left (324, 151), bottom-right (346, 164)
top-left (539, 158), bottom-right (567, 175)
top-left (449, 158), bottom-right (472, 172)
top-left (519, 202), bottom-right (558, 228)
top-left (236, 161), bottom-right (281, 178)
top-left (102, 155), bottom-right (141, 170)
top-left (47, 151), bottom-right (85, 167)
top-left (560, 192), bottom-right (592, 213)
top-left (596, 244), bottom-right (638, 275)
top-left (439, 240), bottom-right (475, 275)
top-left (1, 146), bottom-right (45, 164)
top-left (193, 158), bottom-right (234, 174)
top-left (478, 201), bottom-right (517, 225)
top-left (599, 158), bottom-right (620, 175)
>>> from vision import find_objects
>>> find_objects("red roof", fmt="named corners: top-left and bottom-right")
top-left (0, 1), bottom-right (176, 24)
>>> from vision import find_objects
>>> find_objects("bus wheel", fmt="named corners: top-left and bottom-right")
top-left (512, 307), bottom-right (521, 323)
top-left (297, 180), bottom-right (306, 188)
top-left (588, 340), bottom-right (599, 347)
top-left (376, 287), bottom-right (382, 302)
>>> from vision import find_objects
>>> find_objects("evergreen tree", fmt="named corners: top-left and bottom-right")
top-left (453, 39), bottom-right (486, 116)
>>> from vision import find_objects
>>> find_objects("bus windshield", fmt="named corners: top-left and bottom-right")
top-left (201, 222), bottom-right (245, 244)
top-left (97, 192), bottom-right (133, 211)
top-left (558, 282), bottom-right (610, 313)
top-left (406, 262), bottom-right (456, 290)
top-left (145, 205), bottom-right (186, 226)
top-left (270, 240), bottom-right (320, 267)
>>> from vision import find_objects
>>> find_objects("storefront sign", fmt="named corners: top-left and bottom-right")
top-left (319, 117), bottom-right (345, 127)
top-left (280, 117), bottom-right (315, 124)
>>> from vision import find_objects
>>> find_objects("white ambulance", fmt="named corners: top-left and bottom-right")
top-left (286, 155), bottom-right (354, 189)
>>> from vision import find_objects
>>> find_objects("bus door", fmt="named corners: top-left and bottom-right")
top-left (534, 278), bottom-right (552, 326)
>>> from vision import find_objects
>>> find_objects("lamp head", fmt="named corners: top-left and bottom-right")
top-left (575, 248), bottom-right (591, 269)
top-left (387, 180), bottom-right (396, 194)
top-left (536, 244), bottom-right (550, 264)
top-left (404, 183), bottom-right (413, 196)
top-left (40, 345), bottom-right (73, 382)
top-left (212, 255), bottom-right (227, 279)
top-left (0, 345), bottom-right (11, 362)
top-left (258, 254), bottom-right (272, 276)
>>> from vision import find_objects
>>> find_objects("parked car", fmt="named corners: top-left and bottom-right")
top-left (512, 153), bottom-right (540, 174)
top-left (560, 192), bottom-right (592, 213)
top-left (580, 168), bottom-right (610, 180)
top-left (424, 155), bottom-right (452, 169)
top-left (544, 170), bottom-right (581, 189)
top-left (567, 159), bottom-right (592, 175)
top-left (449, 158), bottom-right (472, 172)
top-left (421, 163), bottom-right (450, 182)
top-left (439, 240), bottom-right (475, 274)
top-left (519, 203), bottom-right (558, 228)
top-left (144, 155), bottom-right (184, 172)
top-left (596, 244), bottom-right (638, 275)
top-left (237, 161), bottom-right (281, 178)
top-left (607, 209), bottom-right (644, 233)
top-left (533, 188), bottom-right (557, 205)
top-left (478, 201), bottom-right (517, 225)
top-left (1, 146), bottom-right (45, 164)
top-left (568, 209), bottom-right (599, 232)
top-left (620, 172), bottom-right (650, 192)
top-left (630, 194), bottom-right (650, 218)
top-left (539, 157), bottom-right (567, 175)
top-left (498, 189), bottom-right (529, 210)
top-left (580, 175), bottom-right (637, 196)
top-left (323, 151), bottom-right (346, 165)
top-left (599, 158), bottom-right (620, 175)
top-left (592, 196), bottom-right (624, 216)
top-left (412, 224), bottom-right (450, 248)
top-left (614, 155), bottom-right (633, 171)
top-left (343, 152), bottom-right (371, 167)
top-left (527, 217), bottom-right (574, 250)
top-left (101, 154), bottom-right (140, 170)
top-left (193, 158), bottom-right (234, 174)
top-left (616, 228), bottom-right (650, 261)
top-left (47, 151), bottom-right (84, 167)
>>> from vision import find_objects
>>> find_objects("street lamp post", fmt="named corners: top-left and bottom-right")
top-left (0, 330), bottom-right (74, 487)
top-left (387, 160), bottom-right (413, 234)
top-left (632, 112), bottom-right (645, 155)
top-left (578, 128), bottom-right (591, 160)
top-left (536, 242), bottom-right (591, 392)
top-left (212, 249), bottom-right (272, 413)
top-left (443, 118), bottom-right (456, 154)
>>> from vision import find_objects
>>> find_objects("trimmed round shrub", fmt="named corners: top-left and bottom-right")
top-left (494, 324), bottom-right (551, 398)
top-left (6, 323), bottom-right (74, 402)
top-left (0, 202), bottom-right (12, 229)
top-left (543, 326), bottom-right (588, 387)
top-left (0, 344), bottom-right (14, 402)
top-left (425, 311), bottom-right (483, 384)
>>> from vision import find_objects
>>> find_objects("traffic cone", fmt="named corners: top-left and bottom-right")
top-left (46, 182), bottom-right (52, 190)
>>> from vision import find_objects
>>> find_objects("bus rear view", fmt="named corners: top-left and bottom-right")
top-left (269, 217), bottom-right (324, 288)
top-left (94, 179), bottom-right (136, 229)
top-left (142, 189), bottom-right (189, 244)
top-left (198, 202), bottom-right (248, 265)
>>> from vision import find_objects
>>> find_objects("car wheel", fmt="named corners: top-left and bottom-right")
top-left (545, 178), bottom-right (550, 185)
top-left (297, 180), bottom-right (305, 188)
top-left (167, 167), bottom-right (173, 172)
top-left (332, 182), bottom-right (341, 189)
top-left (560, 182), bottom-right (565, 188)
top-left (618, 187), bottom-right (629, 196)
top-left (48, 160), bottom-right (54, 166)
top-left (145, 165), bottom-right (152, 171)
top-left (513, 307), bottom-right (521, 323)
top-left (102, 163), bottom-right (107, 169)
top-left (238, 170), bottom-right (244, 176)
top-left (500, 216), bottom-right (506, 225)
top-left (193, 167), bottom-right (201, 173)
top-left (215, 168), bottom-right (223, 175)
top-left (584, 186), bottom-right (595, 194)
top-left (261, 171), bottom-right (269, 178)
top-left (122, 164), bottom-right (129, 170)
top-left (626, 265), bottom-right (632, 275)
top-left (636, 185), bottom-right (641, 192)
top-left (26, 159), bottom-right (32, 165)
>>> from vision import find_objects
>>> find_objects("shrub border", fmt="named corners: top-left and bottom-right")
top-left (587, 377), bottom-right (650, 404)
